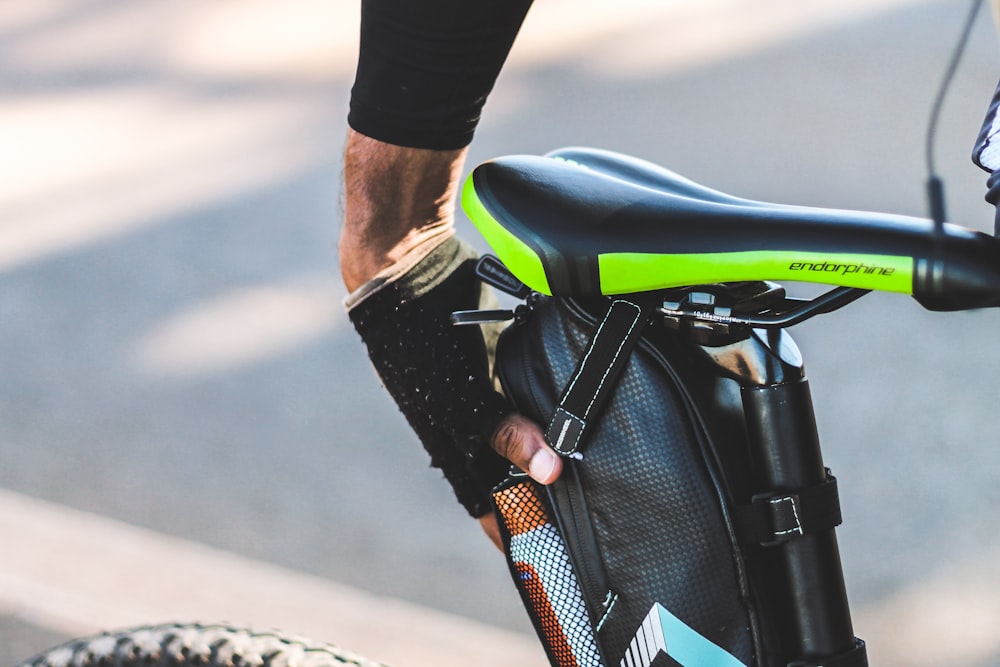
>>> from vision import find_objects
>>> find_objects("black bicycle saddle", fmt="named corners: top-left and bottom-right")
top-left (462, 147), bottom-right (1000, 310)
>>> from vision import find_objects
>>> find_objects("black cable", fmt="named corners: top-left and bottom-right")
top-left (925, 0), bottom-right (985, 226)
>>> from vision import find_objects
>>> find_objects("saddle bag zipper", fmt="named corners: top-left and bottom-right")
top-left (546, 459), bottom-right (617, 630)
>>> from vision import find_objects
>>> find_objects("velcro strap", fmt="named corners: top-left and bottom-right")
top-left (788, 638), bottom-right (868, 667)
top-left (545, 298), bottom-right (652, 454)
top-left (734, 472), bottom-right (843, 546)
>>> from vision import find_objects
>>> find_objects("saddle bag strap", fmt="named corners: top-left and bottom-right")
top-left (545, 298), bottom-right (653, 455)
top-left (734, 471), bottom-right (843, 546)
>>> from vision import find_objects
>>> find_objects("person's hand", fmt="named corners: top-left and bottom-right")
top-left (478, 412), bottom-right (562, 549)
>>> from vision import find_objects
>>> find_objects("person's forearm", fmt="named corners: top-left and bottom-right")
top-left (340, 130), bottom-right (468, 291)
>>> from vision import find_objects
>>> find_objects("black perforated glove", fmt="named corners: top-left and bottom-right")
top-left (347, 236), bottom-right (513, 517)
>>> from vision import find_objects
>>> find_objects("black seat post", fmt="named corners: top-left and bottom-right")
top-left (701, 320), bottom-right (868, 667)
top-left (700, 324), bottom-right (864, 666)
top-left (742, 378), bottom-right (859, 665)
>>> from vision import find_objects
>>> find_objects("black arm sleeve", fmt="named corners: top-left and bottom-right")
top-left (347, 236), bottom-right (512, 517)
top-left (349, 0), bottom-right (533, 150)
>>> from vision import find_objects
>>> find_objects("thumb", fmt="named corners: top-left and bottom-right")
top-left (490, 413), bottom-right (563, 484)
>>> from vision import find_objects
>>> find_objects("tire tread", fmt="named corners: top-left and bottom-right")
top-left (16, 623), bottom-right (387, 667)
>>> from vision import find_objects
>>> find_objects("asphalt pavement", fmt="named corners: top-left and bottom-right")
top-left (3, 0), bottom-right (1000, 665)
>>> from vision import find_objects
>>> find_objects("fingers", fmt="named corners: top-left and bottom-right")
top-left (483, 414), bottom-right (560, 550)
top-left (478, 514), bottom-right (503, 551)
top-left (491, 413), bottom-right (563, 485)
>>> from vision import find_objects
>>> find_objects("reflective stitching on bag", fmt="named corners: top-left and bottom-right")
top-left (770, 495), bottom-right (804, 538)
top-left (581, 300), bottom-right (642, 420)
top-left (547, 300), bottom-right (643, 454)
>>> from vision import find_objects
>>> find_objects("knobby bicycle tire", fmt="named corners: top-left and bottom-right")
top-left (15, 622), bottom-right (387, 667)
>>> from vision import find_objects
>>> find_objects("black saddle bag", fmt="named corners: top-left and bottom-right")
top-left (491, 293), bottom-right (768, 667)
